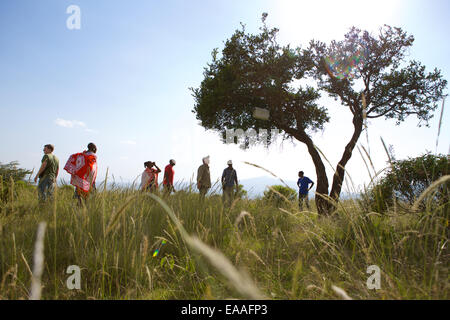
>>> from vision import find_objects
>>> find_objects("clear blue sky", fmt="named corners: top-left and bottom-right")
top-left (0, 0), bottom-right (448, 191)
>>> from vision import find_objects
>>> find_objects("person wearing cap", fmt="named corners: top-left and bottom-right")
top-left (197, 156), bottom-right (211, 201)
top-left (140, 161), bottom-right (161, 192)
top-left (34, 144), bottom-right (59, 202)
top-left (221, 160), bottom-right (238, 207)
top-left (163, 159), bottom-right (176, 194)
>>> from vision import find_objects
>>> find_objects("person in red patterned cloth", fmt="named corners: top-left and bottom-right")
top-left (163, 159), bottom-right (176, 195)
top-left (140, 161), bottom-right (161, 192)
top-left (64, 143), bottom-right (98, 204)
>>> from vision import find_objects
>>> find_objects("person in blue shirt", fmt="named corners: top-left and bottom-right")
top-left (297, 171), bottom-right (314, 210)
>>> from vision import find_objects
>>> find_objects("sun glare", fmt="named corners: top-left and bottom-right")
top-left (272, 0), bottom-right (402, 45)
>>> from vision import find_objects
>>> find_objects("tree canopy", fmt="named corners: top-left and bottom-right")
top-left (192, 14), bottom-right (329, 144)
top-left (309, 25), bottom-right (447, 202)
top-left (0, 161), bottom-right (32, 202)
top-left (191, 14), bottom-right (447, 214)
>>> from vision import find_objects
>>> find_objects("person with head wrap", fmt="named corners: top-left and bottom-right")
top-left (197, 156), bottom-right (211, 201)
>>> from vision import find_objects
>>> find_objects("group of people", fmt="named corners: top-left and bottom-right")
top-left (139, 155), bottom-right (239, 206)
top-left (139, 159), bottom-right (175, 194)
top-left (34, 143), bottom-right (315, 210)
top-left (35, 143), bottom-right (98, 204)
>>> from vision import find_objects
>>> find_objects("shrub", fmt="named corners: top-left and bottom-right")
top-left (263, 185), bottom-right (297, 207)
top-left (236, 184), bottom-right (248, 199)
top-left (366, 153), bottom-right (449, 212)
top-left (0, 161), bottom-right (32, 202)
top-left (59, 184), bottom-right (76, 193)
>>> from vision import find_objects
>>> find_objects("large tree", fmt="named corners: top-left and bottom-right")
top-left (309, 25), bottom-right (447, 203)
top-left (191, 14), bottom-right (447, 214)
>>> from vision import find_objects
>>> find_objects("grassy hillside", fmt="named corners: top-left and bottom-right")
top-left (0, 181), bottom-right (448, 300)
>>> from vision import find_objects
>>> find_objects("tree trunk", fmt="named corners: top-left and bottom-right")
top-left (330, 114), bottom-right (364, 202)
top-left (295, 131), bottom-right (330, 214)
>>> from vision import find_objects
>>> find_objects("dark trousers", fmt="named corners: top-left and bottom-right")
top-left (222, 186), bottom-right (235, 207)
top-left (299, 193), bottom-right (310, 210)
top-left (199, 187), bottom-right (209, 201)
top-left (163, 184), bottom-right (174, 196)
top-left (145, 183), bottom-right (157, 193)
top-left (38, 176), bottom-right (55, 202)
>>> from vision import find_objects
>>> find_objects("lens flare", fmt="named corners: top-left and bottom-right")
top-left (152, 240), bottom-right (167, 257)
top-left (325, 48), bottom-right (367, 80)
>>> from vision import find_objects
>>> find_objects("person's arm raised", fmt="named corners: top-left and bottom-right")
top-left (153, 163), bottom-right (161, 173)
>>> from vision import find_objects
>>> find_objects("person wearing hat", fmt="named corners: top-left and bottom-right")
top-left (197, 156), bottom-right (211, 201)
top-left (221, 160), bottom-right (238, 207)
top-left (163, 159), bottom-right (176, 195)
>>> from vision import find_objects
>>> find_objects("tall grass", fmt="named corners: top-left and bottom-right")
top-left (0, 174), bottom-right (448, 299)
